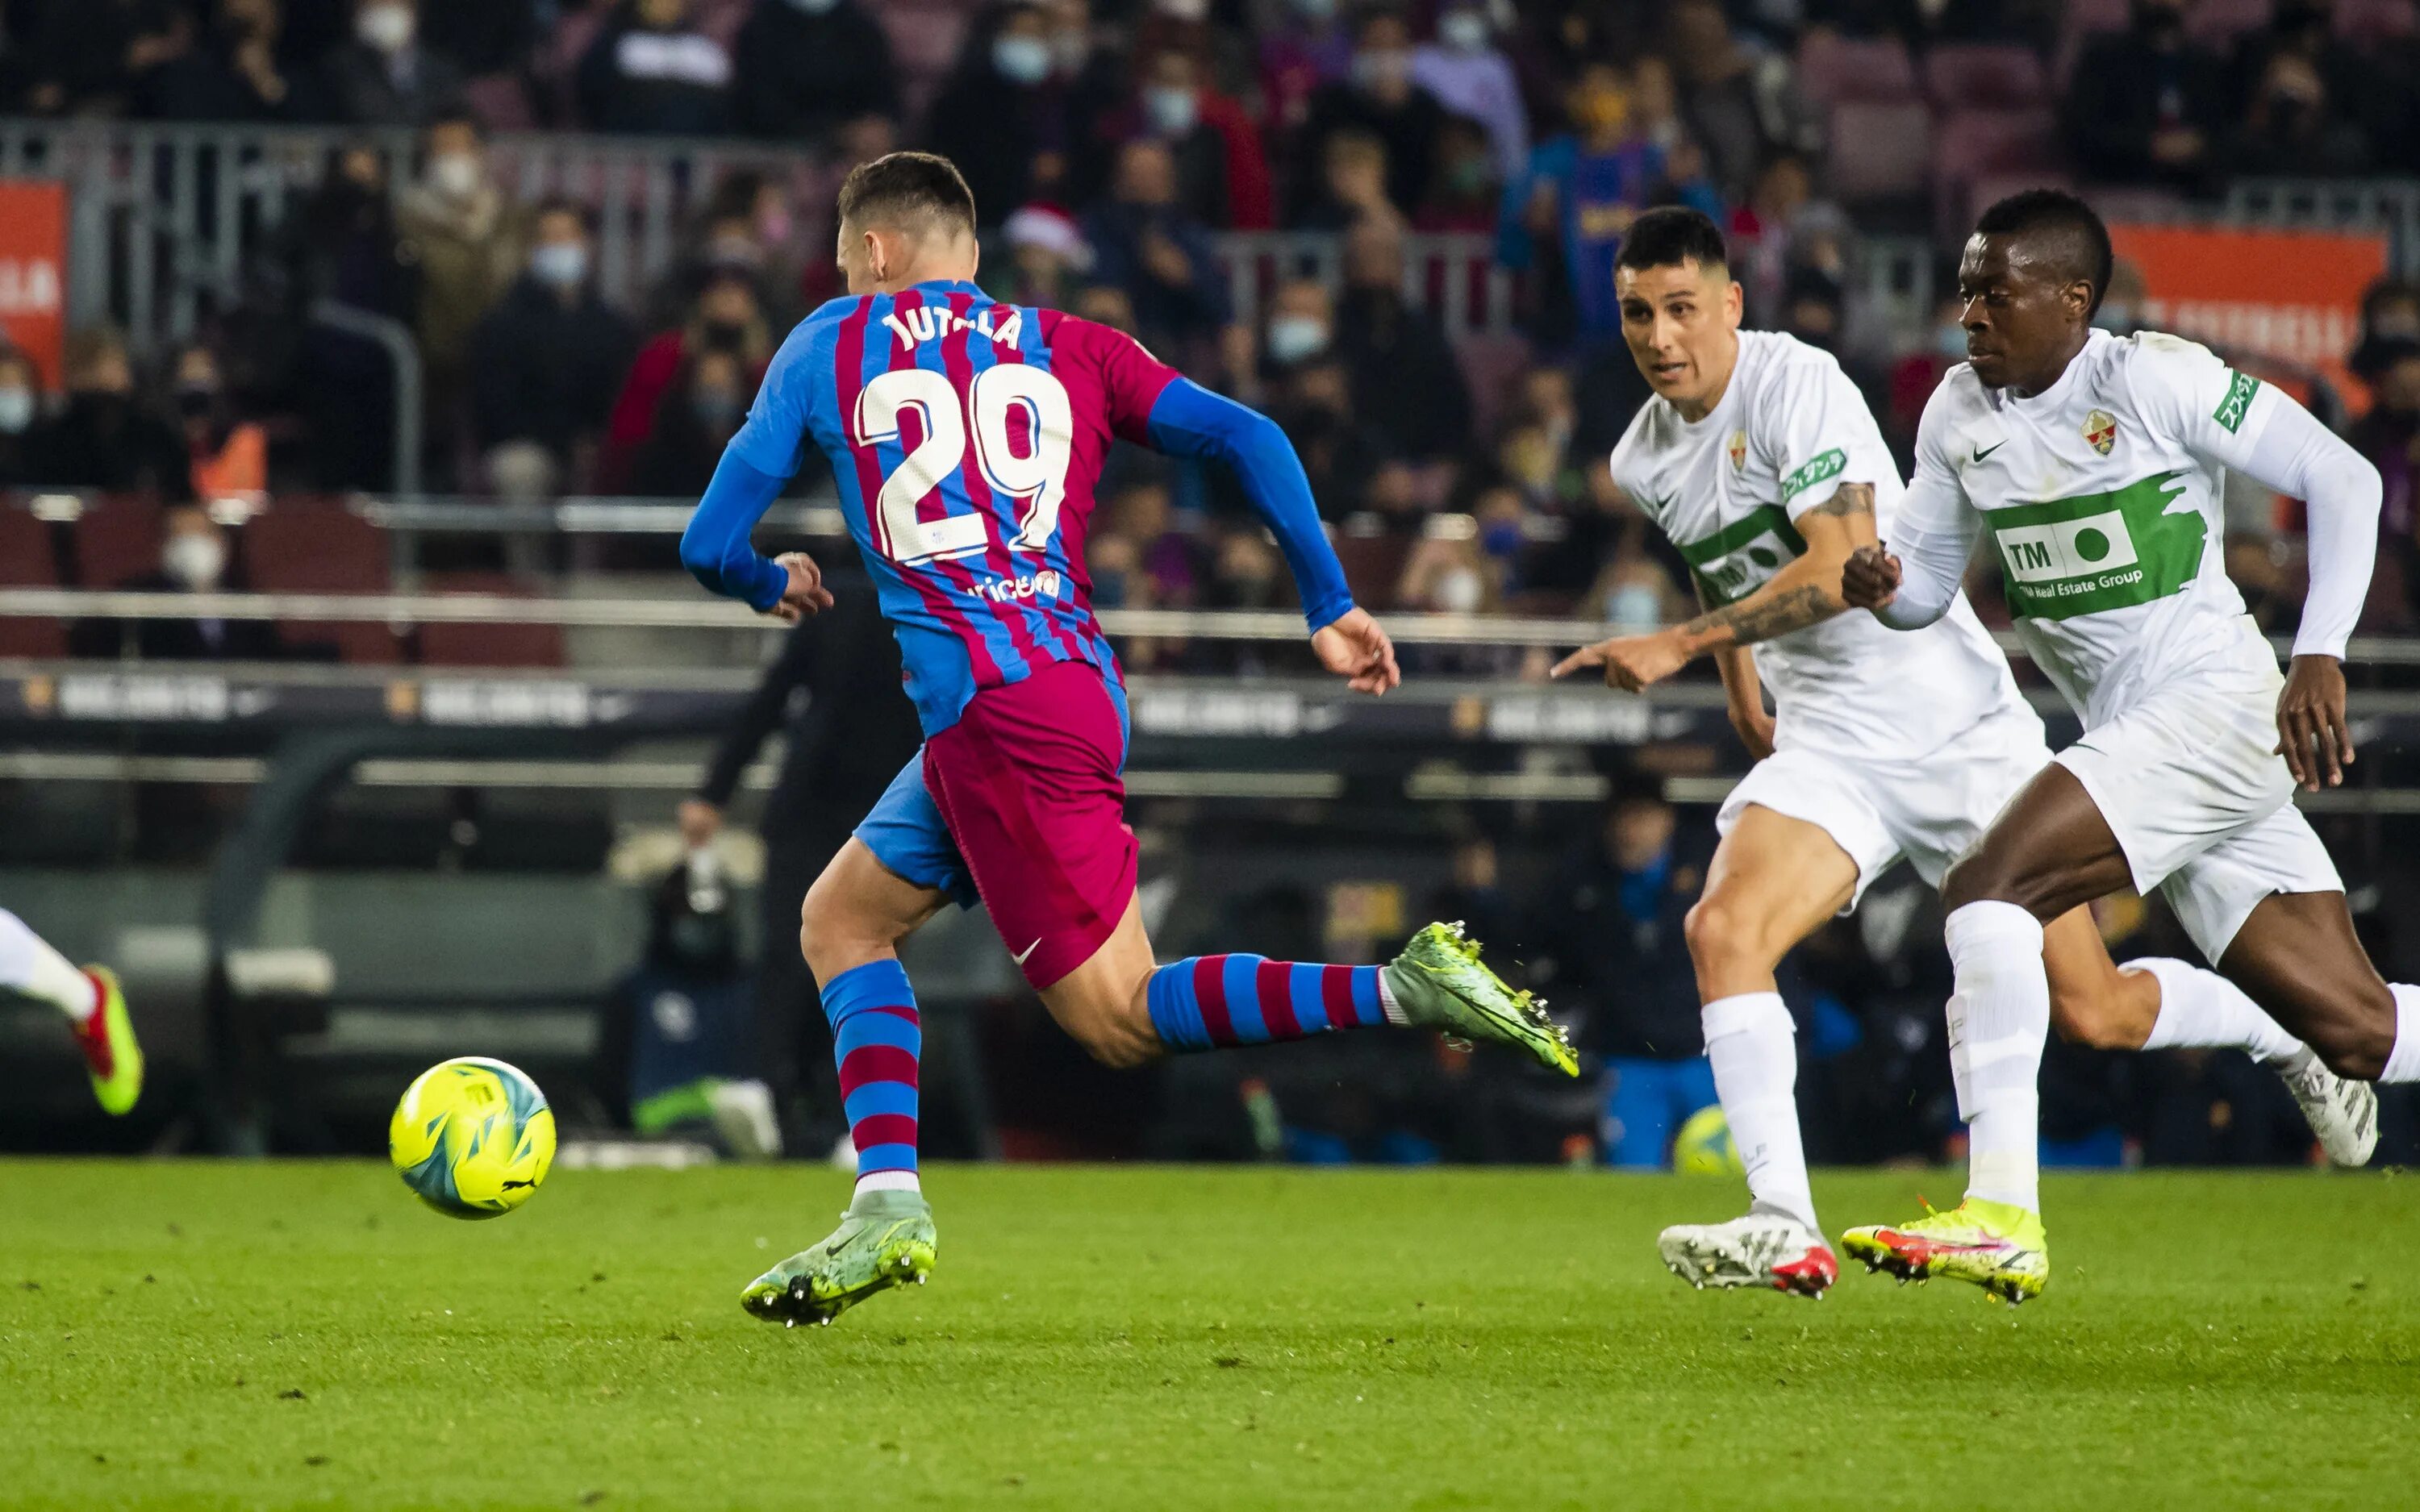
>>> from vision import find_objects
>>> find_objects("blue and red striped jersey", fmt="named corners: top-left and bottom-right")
top-left (729, 279), bottom-right (1179, 735)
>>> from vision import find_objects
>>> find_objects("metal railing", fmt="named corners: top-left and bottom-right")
top-left (0, 119), bottom-right (829, 348)
top-left (2226, 178), bottom-right (2420, 277)
top-left (15, 587), bottom-right (2420, 665)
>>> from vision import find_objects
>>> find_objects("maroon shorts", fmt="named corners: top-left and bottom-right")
top-left (920, 660), bottom-right (1137, 990)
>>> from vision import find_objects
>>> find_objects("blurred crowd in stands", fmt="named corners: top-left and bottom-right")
top-left (2, 0), bottom-right (2418, 660)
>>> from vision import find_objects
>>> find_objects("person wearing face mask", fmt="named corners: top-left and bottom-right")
top-left (1409, 2), bottom-right (1526, 186)
top-left (468, 202), bottom-right (639, 500)
top-left (1296, 11), bottom-right (1448, 223)
top-left (1082, 138), bottom-right (1231, 360)
top-left (27, 330), bottom-right (192, 502)
top-left (171, 344), bottom-right (268, 501)
top-left (397, 111), bottom-right (528, 480)
top-left (926, 3), bottom-right (1117, 226)
top-left (1091, 48), bottom-right (1235, 229)
top-left (302, 0), bottom-right (466, 127)
top-left (604, 269), bottom-right (774, 492)
top-left (732, 0), bottom-right (898, 142)
top-left (2064, 0), bottom-right (2226, 190)
top-left (1260, 278), bottom-right (1333, 374)
top-left (73, 502), bottom-right (281, 661)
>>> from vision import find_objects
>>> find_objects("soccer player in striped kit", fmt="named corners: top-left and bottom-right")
top-left (680, 152), bottom-right (1575, 1328)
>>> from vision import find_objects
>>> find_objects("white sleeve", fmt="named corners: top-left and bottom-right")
top-left (2243, 396), bottom-right (2380, 660)
top-left (1763, 356), bottom-right (1899, 520)
top-left (2128, 334), bottom-right (2380, 660)
top-left (1876, 389), bottom-right (1984, 630)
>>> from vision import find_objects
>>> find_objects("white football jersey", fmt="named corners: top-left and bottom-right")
top-left (1610, 329), bottom-right (2023, 759)
top-left (1911, 328), bottom-right (2281, 727)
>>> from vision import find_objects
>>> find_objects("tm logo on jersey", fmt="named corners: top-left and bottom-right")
top-left (968, 569), bottom-right (1063, 604)
top-left (1988, 472), bottom-right (2205, 620)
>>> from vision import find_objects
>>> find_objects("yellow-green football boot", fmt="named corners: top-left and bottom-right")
top-left (73, 966), bottom-right (143, 1115)
top-left (1841, 1198), bottom-right (2047, 1305)
top-left (742, 1187), bottom-right (935, 1328)
top-left (1383, 921), bottom-right (1578, 1076)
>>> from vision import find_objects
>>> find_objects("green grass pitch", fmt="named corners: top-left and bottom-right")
top-left (6, 1160), bottom-right (2417, 1510)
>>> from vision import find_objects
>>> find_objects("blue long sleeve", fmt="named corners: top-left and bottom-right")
top-left (680, 446), bottom-right (791, 611)
top-left (1145, 377), bottom-right (1354, 631)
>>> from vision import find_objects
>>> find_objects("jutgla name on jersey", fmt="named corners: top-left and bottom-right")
top-left (967, 570), bottom-right (1062, 604)
top-left (882, 306), bottom-right (1024, 351)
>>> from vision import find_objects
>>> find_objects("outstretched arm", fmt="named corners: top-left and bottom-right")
top-left (1146, 376), bottom-right (1399, 694)
top-left (1551, 485), bottom-right (1875, 691)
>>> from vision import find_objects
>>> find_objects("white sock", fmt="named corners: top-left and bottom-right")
top-left (855, 1169), bottom-right (921, 1197)
top-left (0, 908), bottom-right (97, 1023)
top-left (1701, 992), bottom-right (1817, 1232)
top-left (2384, 984), bottom-right (2420, 1083)
top-left (2134, 956), bottom-right (2305, 1066)
top-left (1945, 901), bottom-right (2049, 1214)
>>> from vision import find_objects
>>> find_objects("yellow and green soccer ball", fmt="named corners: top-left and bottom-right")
top-left (1674, 1104), bottom-right (1744, 1176)
top-left (389, 1056), bottom-right (557, 1219)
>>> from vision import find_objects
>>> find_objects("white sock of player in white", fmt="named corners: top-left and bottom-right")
top-left (2381, 984), bottom-right (2420, 1083)
top-left (1944, 901), bottom-right (2049, 1214)
top-left (1700, 991), bottom-right (1817, 1233)
top-left (0, 908), bottom-right (97, 1023)
top-left (2133, 956), bottom-right (2305, 1065)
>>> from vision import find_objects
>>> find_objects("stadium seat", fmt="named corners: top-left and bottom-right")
top-left (1794, 33), bottom-right (1918, 106)
top-left (2185, 0), bottom-right (2272, 48)
top-left (240, 501), bottom-right (403, 664)
top-left (0, 505), bottom-right (65, 658)
top-left (1825, 101), bottom-right (1936, 204)
top-left (1921, 44), bottom-right (2048, 109)
top-left (69, 496), bottom-right (165, 589)
top-left (416, 573), bottom-right (566, 669)
top-left (1932, 108), bottom-right (2060, 238)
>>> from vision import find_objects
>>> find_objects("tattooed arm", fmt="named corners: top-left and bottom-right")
top-left (1700, 581), bottom-right (1777, 760)
top-left (1551, 484), bottom-right (1877, 694)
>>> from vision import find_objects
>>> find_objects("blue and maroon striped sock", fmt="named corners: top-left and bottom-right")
top-left (1145, 956), bottom-right (1399, 1051)
top-left (824, 959), bottom-right (920, 1190)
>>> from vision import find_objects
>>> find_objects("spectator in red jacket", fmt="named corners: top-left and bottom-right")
top-left (601, 267), bottom-right (771, 493)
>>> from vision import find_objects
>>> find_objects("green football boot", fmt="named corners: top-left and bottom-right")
top-left (1383, 921), bottom-right (1578, 1077)
top-left (74, 966), bottom-right (143, 1116)
top-left (1841, 1197), bottom-right (2047, 1306)
top-left (741, 1187), bottom-right (937, 1328)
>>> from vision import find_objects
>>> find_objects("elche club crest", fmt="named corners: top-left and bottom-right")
top-left (1727, 429), bottom-right (1747, 472)
top-left (2084, 409), bottom-right (2118, 456)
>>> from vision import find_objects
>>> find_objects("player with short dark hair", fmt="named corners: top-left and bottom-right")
top-left (680, 151), bottom-right (1575, 1328)
top-left (1841, 187), bottom-right (2415, 1298)
top-left (1550, 205), bottom-right (2370, 1302)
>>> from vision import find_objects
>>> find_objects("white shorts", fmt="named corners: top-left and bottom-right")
top-left (1717, 701), bottom-right (2052, 913)
top-left (2054, 656), bottom-right (2341, 963)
